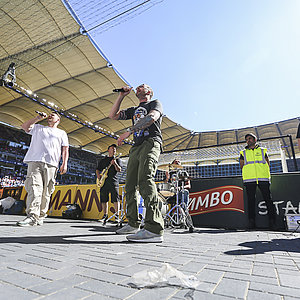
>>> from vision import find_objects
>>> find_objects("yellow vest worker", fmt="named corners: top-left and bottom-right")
top-left (239, 133), bottom-right (276, 230)
top-left (240, 146), bottom-right (270, 184)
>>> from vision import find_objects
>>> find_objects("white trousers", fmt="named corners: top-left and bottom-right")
top-left (24, 162), bottom-right (57, 221)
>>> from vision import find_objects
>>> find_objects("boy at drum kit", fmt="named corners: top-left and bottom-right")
top-left (157, 160), bottom-right (194, 231)
top-left (163, 159), bottom-right (191, 208)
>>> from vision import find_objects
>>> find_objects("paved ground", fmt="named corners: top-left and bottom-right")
top-left (0, 215), bottom-right (300, 300)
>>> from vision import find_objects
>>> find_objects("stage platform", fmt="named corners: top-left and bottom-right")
top-left (0, 215), bottom-right (300, 299)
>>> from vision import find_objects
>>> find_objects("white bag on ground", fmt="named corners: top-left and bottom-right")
top-left (129, 263), bottom-right (200, 289)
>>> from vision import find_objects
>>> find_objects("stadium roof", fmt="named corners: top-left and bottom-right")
top-left (0, 0), bottom-right (299, 158)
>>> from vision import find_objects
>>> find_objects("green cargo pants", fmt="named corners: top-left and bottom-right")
top-left (125, 138), bottom-right (164, 235)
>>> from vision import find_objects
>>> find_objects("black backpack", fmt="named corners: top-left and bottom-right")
top-left (62, 203), bottom-right (82, 219)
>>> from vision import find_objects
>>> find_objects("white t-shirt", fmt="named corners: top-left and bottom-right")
top-left (23, 124), bottom-right (69, 168)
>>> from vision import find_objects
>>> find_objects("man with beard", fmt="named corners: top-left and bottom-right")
top-left (109, 84), bottom-right (164, 242)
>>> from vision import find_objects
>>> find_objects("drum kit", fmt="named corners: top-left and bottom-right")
top-left (100, 163), bottom-right (194, 232)
top-left (157, 163), bottom-right (194, 233)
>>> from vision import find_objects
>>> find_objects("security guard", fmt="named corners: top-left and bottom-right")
top-left (239, 133), bottom-right (276, 229)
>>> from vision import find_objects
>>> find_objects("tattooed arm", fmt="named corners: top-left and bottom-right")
top-left (127, 110), bottom-right (160, 133)
top-left (117, 109), bottom-right (161, 146)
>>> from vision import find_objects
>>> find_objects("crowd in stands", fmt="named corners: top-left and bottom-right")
top-left (0, 175), bottom-right (24, 188)
top-left (69, 147), bottom-right (99, 164)
top-left (0, 142), bottom-right (27, 166)
top-left (0, 125), bottom-right (31, 145)
top-left (0, 141), bottom-right (27, 156)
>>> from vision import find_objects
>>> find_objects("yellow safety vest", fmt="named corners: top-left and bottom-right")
top-left (240, 146), bottom-right (270, 183)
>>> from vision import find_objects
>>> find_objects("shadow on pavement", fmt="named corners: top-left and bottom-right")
top-left (70, 224), bottom-right (119, 233)
top-left (224, 237), bottom-right (300, 255)
top-left (0, 232), bottom-right (131, 245)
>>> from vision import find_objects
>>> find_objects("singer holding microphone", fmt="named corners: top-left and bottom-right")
top-left (109, 84), bottom-right (164, 243)
top-left (16, 111), bottom-right (69, 227)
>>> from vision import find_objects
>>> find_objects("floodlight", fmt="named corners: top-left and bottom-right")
top-left (1, 62), bottom-right (16, 87)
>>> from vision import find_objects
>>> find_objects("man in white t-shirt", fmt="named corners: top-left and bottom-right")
top-left (16, 111), bottom-right (69, 226)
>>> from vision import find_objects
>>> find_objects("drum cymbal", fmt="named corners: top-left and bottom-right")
top-left (167, 163), bottom-right (183, 170)
top-left (157, 163), bottom-right (183, 171)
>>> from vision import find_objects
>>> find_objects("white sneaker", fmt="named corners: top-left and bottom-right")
top-left (116, 224), bottom-right (139, 235)
top-left (126, 229), bottom-right (163, 243)
top-left (16, 217), bottom-right (37, 227)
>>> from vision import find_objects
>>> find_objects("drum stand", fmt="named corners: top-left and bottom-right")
top-left (164, 176), bottom-right (194, 233)
top-left (117, 187), bottom-right (126, 227)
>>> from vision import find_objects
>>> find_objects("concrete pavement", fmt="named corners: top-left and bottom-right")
top-left (0, 215), bottom-right (300, 299)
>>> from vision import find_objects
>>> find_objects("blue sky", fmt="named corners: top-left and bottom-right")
top-left (87, 0), bottom-right (300, 132)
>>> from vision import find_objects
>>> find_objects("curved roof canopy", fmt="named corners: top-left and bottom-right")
top-left (0, 0), bottom-right (299, 158)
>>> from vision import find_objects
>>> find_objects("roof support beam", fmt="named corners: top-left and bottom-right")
top-left (163, 132), bottom-right (190, 149)
top-left (198, 133), bottom-right (201, 148)
top-left (169, 134), bottom-right (193, 152)
top-left (254, 127), bottom-right (260, 140)
top-left (235, 129), bottom-right (239, 144)
top-left (275, 122), bottom-right (291, 159)
top-left (185, 134), bottom-right (195, 149)
top-left (163, 131), bottom-right (189, 143)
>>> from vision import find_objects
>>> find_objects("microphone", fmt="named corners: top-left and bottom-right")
top-left (35, 110), bottom-right (47, 118)
top-left (113, 88), bottom-right (125, 93)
